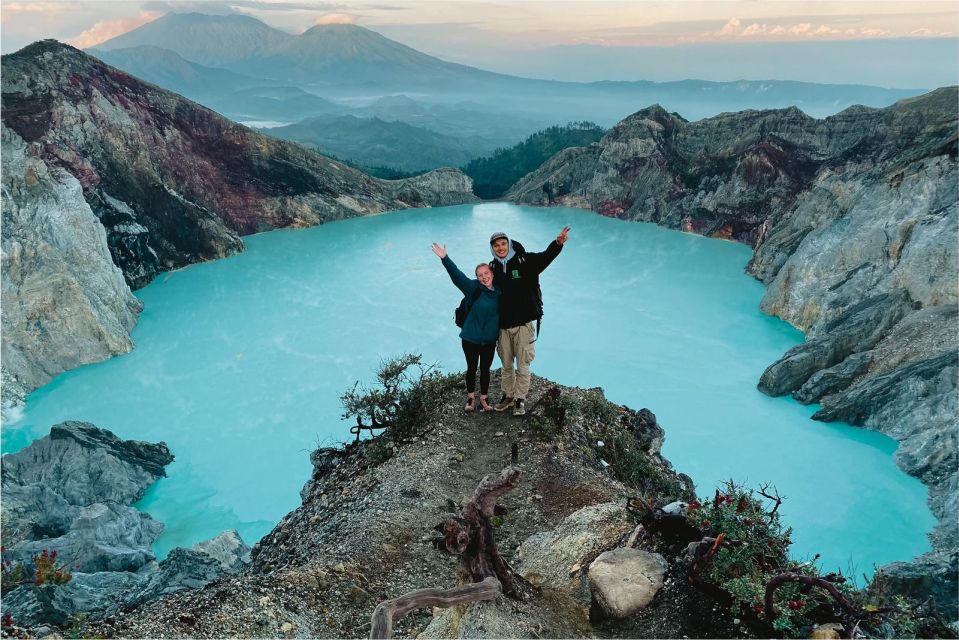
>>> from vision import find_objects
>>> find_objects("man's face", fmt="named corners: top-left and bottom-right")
top-left (492, 238), bottom-right (509, 258)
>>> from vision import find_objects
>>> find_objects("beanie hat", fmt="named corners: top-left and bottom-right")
top-left (489, 231), bottom-right (508, 245)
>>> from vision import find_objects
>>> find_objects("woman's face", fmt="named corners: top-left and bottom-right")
top-left (476, 265), bottom-right (494, 288)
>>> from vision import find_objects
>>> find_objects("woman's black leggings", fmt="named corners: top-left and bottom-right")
top-left (462, 340), bottom-right (496, 395)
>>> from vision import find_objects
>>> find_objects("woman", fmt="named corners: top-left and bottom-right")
top-left (432, 242), bottom-right (500, 412)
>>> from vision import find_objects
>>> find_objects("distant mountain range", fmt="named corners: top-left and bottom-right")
top-left (82, 12), bottom-right (932, 175)
top-left (93, 12), bottom-right (925, 123)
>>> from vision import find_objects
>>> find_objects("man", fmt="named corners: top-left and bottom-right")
top-left (488, 226), bottom-right (570, 416)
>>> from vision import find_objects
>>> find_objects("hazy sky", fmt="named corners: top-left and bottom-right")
top-left (2, 1), bottom-right (957, 87)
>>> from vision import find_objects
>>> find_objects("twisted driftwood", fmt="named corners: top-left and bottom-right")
top-left (370, 577), bottom-right (501, 639)
top-left (369, 467), bottom-right (523, 639)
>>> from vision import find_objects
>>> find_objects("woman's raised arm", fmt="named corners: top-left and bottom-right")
top-left (432, 242), bottom-right (473, 295)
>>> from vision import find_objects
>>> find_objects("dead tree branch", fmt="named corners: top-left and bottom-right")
top-left (369, 467), bottom-right (523, 639)
top-left (370, 576), bottom-right (501, 639)
top-left (757, 483), bottom-right (783, 515)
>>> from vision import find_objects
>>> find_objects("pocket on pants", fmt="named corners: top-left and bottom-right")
top-left (521, 326), bottom-right (536, 365)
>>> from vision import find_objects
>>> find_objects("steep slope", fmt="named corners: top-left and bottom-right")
top-left (88, 45), bottom-right (265, 102)
top-left (93, 12), bottom-right (292, 67)
top-left (507, 88), bottom-right (958, 586)
top-left (0, 40), bottom-right (476, 400)
top-left (1, 125), bottom-right (142, 404)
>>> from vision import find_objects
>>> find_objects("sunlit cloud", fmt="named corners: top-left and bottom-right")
top-left (703, 17), bottom-right (892, 41)
top-left (65, 11), bottom-right (161, 48)
top-left (313, 12), bottom-right (358, 24)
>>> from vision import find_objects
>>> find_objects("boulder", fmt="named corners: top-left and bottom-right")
top-left (191, 529), bottom-right (252, 572)
top-left (2, 421), bottom-right (173, 512)
top-left (7, 502), bottom-right (162, 573)
top-left (513, 502), bottom-right (632, 606)
top-left (588, 548), bottom-right (668, 619)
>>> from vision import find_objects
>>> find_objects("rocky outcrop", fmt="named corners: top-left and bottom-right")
top-left (0, 40), bottom-right (478, 401)
top-left (0, 125), bottom-right (142, 407)
top-left (588, 548), bottom-right (668, 619)
top-left (81, 375), bottom-right (734, 639)
top-left (506, 88), bottom-right (959, 598)
top-left (1, 421), bottom-right (173, 563)
top-left (513, 502), bottom-right (633, 607)
top-left (1, 422), bottom-right (251, 627)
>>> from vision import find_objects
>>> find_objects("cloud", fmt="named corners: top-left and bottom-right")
top-left (312, 12), bottom-right (357, 24)
top-left (705, 17), bottom-right (891, 41)
top-left (66, 11), bottom-right (160, 48)
top-left (142, 0), bottom-right (344, 12)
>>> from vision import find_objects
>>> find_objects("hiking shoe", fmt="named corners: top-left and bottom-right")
top-left (512, 399), bottom-right (526, 416)
top-left (493, 396), bottom-right (514, 412)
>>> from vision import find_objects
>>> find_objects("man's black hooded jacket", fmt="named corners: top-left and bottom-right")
top-left (489, 239), bottom-right (563, 329)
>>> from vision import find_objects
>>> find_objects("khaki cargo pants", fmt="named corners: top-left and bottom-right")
top-left (497, 322), bottom-right (536, 400)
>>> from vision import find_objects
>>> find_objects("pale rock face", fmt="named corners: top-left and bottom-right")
top-left (588, 548), bottom-right (668, 619)
top-left (0, 125), bottom-right (141, 404)
top-left (758, 155), bottom-right (957, 332)
top-left (513, 502), bottom-right (633, 607)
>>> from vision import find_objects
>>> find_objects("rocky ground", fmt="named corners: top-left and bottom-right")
top-left (61, 373), bottom-right (759, 640)
top-left (3, 371), bottom-right (952, 639)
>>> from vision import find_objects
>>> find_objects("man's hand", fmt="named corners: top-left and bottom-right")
top-left (431, 242), bottom-right (447, 259)
top-left (556, 226), bottom-right (571, 245)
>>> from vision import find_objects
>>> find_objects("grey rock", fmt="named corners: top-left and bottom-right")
top-left (127, 548), bottom-right (225, 607)
top-left (588, 548), bottom-right (668, 619)
top-left (794, 352), bottom-right (873, 404)
top-left (2, 572), bottom-right (147, 627)
top-left (2, 421), bottom-right (173, 524)
top-left (6, 501), bottom-right (162, 573)
top-left (2, 421), bottom-right (172, 571)
top-left (660, 501), bottom-right (687, 516)
top-left (51, 571), bottom-right (148, 620)
top-left (0, 125), bottom-right (141, 406)
top-left (513, 502), bottom-right (632, 607)
top-left (870, 550), bottom-right (958, 621)
top-left (191, 529), bottom-right (251, 572)
top-left (1, 585), bottom-right (70, 627)
top-left (624, 407), bottom-right (664, 456)
top-left (758, 290), bottom-right (912, 396)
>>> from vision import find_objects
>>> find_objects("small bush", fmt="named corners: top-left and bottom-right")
top-left (341, 354), bottom-right (449, 443)
top-left (685, 481), bottom-right (826, 635)
top-left (601, 429), bottom-right (683, 499)
top-left (1, 548), bottom-right (72, 596)
top-left (557, 391), bottom-right (618, 425)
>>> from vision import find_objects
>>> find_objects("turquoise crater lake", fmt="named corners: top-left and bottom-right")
top-left (2, 204), bottom-right (934, 574)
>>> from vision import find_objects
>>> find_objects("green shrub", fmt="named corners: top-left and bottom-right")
top-left (341, 355), bottom-right (459, 467)
top-left (601, 428), bottom-right (682, 499)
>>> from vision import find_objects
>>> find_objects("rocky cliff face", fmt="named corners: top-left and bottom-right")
top-left (507, 88), bottom-right (958, 584)
top-left (1, 124), bottom-right (142, 407)
top-left (0, 40), bottom-right (477, 400)
top-left (1, 422), bottom-right (251, 626)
